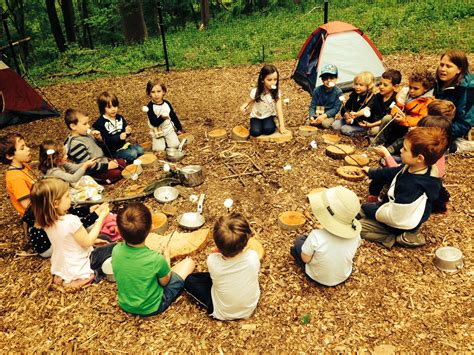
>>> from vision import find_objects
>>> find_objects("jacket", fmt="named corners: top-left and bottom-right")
top-left (392, 87), bottom-right (434, 127)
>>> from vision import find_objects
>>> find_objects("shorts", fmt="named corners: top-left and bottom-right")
top-left (142, 272), bottom-right (185, 317)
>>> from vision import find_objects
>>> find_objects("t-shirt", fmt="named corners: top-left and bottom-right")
top-left (112, 243), bottom-right (170, 315)
top-left (249, 88), bottom-right (280, 119)
top-left (207, 250), bottom-right (260, 320)
top-left (5, 164), bottom-right (35, 216)
top-left (44, 214), bottom-right (93, 283)
top-left (301, 229), bottom-right (360, 286)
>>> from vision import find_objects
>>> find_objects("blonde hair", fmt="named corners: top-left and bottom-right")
top-left (31, 178), bottom-right (69, 228)
top-left (354, 71), bottom-right (376, 93)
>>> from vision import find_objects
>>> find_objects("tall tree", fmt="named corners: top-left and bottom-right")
top-left (118, 0), bottom-right (147, 43)
top-left (45, 0), bottom-right (66, 52)
top-left (5, 0), bottom-right (29, 57)
top-left (78, 0), bottom-right (93, 48)
top-left (200, 0), bottom-right (209, 28)
top-left (60, 0), bottom-right (76, 43)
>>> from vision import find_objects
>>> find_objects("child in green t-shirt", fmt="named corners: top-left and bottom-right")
top-left (112, 203), bottom-right (195, 316)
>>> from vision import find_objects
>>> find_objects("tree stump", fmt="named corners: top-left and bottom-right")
top-left (139, 153), bottom-right (157, 166)
top-left (298, 126), bottom-right (318, 137)
top-left (256, 130), bottom-right (293, 143)
top-left (122, 164), bottom-right (143, 179)
top-left (278, 211), bottom-right (306, 231)
top-left (231, 125), bottom-right (250, 141)
top-left (145, 229), bottom-right (211, 259)
top-left (344, 154), bottom-right (369, 166)
top-left (141, 141), bottom-right (152, 151)
top-left (322, 134), bottom-right (341, 144)
top-left (307, 187), bottom-right (326, 199)
top-left (178, 133), bottom-right (194, 145)
top-left (468, 127), bottom-right (474, 141)
top-left (336, 166), bottom-right (366, 182)
top-left (325, 144), bottom-right (355, 159)
top-left (208, 128), bottom-right (227, 139)
top-left (151, 212), bottom-right (168, 234)
top-left (162, 204), bottom-right (178, 216)
top-left (246, 237), bottom-right (265, 260)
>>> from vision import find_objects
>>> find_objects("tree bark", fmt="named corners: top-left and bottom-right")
top-left (5, 0), bottom-right (29, 58)
top-left (200, 0), bottom-right (209, 28)
top-left (79, 0), bottom-right (93, 48)
top-left (60, 0), bottom-right (76, 43)
top-left (45, 0), bottom-right (66, 52)
top-left (118, 0), bottom-right (148, 43)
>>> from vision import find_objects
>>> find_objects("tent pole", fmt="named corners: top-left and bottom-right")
top-left (156, 1), bottom-right (170, 72)
top-left (0, 6), bottom-right (21, 74)
top-left (324, 0), bottom-right (328, 24)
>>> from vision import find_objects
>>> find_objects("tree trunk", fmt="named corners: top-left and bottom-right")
top-left (200, 0), bottom-right (209, 29)
top-left (118, 0), bottom-right (148, 43)
top-left (79, 0), bottom-right (93, 48)
top-left (6, 0), bottom-right (29, 58)
top-left (60, 0), bottom-right (76, 43)
top-left (45, 0), bottom-right (66, 52)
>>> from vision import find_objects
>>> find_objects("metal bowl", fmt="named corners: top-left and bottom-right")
top-left (177, 212), bottom-right (205, 230)
top-left (101, 257), bottom-right (115, 282)
top-left (433, 246), bottom-right (464, 273)
top-left (166, 148), bottom-right (185, 162)
top-left (154, 186), bottom-right (179, 203)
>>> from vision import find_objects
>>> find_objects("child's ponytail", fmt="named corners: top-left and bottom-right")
top-left (38, 140), bottom-right (64, 174)
top-left (31, 178), bottom-right (69, 228)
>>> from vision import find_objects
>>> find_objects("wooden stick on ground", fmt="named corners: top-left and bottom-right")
top-left (224, 161), bottom-right (246, 186)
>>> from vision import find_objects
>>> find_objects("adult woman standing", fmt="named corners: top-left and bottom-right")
top-left (434, 49), bottom-right (473, 151)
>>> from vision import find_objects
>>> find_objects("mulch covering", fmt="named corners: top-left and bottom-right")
top-left (0, 54), bottom-right (473, 352)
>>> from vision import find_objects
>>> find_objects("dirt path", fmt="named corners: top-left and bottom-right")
top-left (0, 54), bottom-right (472, 352)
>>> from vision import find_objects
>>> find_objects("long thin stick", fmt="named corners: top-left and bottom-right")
top-left (166, 230), bottom-right (176, 247)
top-left (368, 115), bottom-right (397, 148)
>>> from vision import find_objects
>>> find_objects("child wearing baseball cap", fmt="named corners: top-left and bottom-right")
top-left (290, 186), bottom-right (361, 286)
top-left (308, 64), bottom-right (343, 128)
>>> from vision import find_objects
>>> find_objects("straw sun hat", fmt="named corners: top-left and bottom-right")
top-left (307, 186), bottom-right (361, 239)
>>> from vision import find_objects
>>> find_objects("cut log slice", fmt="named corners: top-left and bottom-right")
top-left (322, 134), bottom-right (341, 144)
top-left (124, 184), bottom-right (146, 196)
top-left (468, 127), bottom-right (474, 141)
top-left (325, 144), bottom-right (355, 159)
top-left (122, 164), bottom-right (143, 179)
top-left (141, 141), bottom-right (152, 151)
top-left (178, 133), bottom-right (194, 145)
top-left (208, 128), bottom-right (227, 139)
top-left (151, 212), bottom-right (168, 234)
top-left (256, 130), bottom-right (293, 143)
top-left (298, 125), bottom-right (318, 137)
top-left (307, 187), bottom-right (326, 200)
top-left (344, 154), bottom-right (369, 166)
top-left (145, 229), bottom-right (211, 260)
top-left (246, 238), bottom-right (265, 260)
top-left (336, 166), bottom-right (366, 182)
top-left (278, 211), bottom-right (306, 231)
top-left (162, 204), bottom-right (178, 216)
top-left (139, 153), bottom-right (157, 166)
top-left (231, 125), bottom-right (250, 141)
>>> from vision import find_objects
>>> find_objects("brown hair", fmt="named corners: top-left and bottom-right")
top-left (437, 49), bottom-right (469, 85)
top-left (39, 139), bottom-right (66, 174)
top-left (213, 213), bottom-right (251, 257)
top-left (405, 127), bottom-right (448, 166)
top-left (64, 108), bottom-right (86, 130)
top-left (417, 115), bottom-right (452, 134)
top-left (409, 70), bottom-right (436, 91)
top-left (146, 79), bottom-right (167, 96)
top-left (427, 100), bottom-right (456, 121)
top-left (30, 178), bottom-right (69, 228)
top-left (381, 69), bottom-right (402, 85)
top-left (0, 132), bottom-right (23, 164)
top-left (117, 203), bottom-right (152, 245)
top-left (97, 91), bottom-right (119, 115)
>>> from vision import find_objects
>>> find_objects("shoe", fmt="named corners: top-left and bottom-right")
top-left (396, 232), bottom-right (426, 248)
top-left (367, 195), bottom-right (379, 203)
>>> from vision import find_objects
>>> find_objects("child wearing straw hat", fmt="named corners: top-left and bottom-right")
top-left (290, 186), bottom-right (361, 286)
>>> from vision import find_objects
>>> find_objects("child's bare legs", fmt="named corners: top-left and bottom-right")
top-left (54, 273), bottom-right (95, 288)
top-left (171, 257), bottom-right (195, 280)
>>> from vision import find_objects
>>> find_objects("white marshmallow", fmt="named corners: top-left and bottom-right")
top-left (328, 82), bottom-right (335, 87)
top-left (46, 149), bottom-right (55, 155)
top-left (283, 98), bottom-right (290, 105)
top-left (271, 85), bottom-right (277, 90)
top-left (133, 159), bottom-right (142, 166)
top-left (189, 194), bottom-right (199, 203)
top-left (163, 163), bottom-right (171, 172)
top-left (224, 198), bottom-right (234, 209)
top-left (142, 106), bottom-right (149, 113)
top-left (283, 164), bottom-right (292, 171)
top-left (338, 95), bottom-right (346, 102)
top-left (310, 141), bottom-right (318, 149)
top-left (363, 108), bottom-right (371, 117)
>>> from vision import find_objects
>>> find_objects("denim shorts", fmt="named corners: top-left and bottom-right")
top-left (142, 272), bottom-right (185, 317)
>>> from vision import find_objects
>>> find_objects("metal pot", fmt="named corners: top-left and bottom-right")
top-left (166, 148), bottom-right (185, 162)
top-left (177, 165), bottom-right (204, 187)
top-left (154, 186), bottom-right (179, 203)
top-left (177, 194), bottom-right (205, 230)
top-left (433, 246), bottom-right (464, 273)
top-left (101, 257), bottom-right (115, 282)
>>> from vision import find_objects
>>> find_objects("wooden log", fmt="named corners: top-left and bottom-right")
top-left (307, 187), bottom-right (325, 200)
top-left (139, 153), bottom-right (157, 166)
top-left (344, 154), bottom-right (369, 167)
top-left (298, 125), bottom-right (318, 137)
top-left (325, 144), bottom-right (355, 159)
top-left (151, 213), bottom-right (168, 234)
top-left (231, 125), bottom-right (250, 141)
top-left (468, 127), bottom-right (474, 141)
top-left (278, 211), bottom-right (306, 231)
top-left (124, 184), bottom-right (146, 196)
top-left (140, 141), bottom-right (152, 151)
top-left (246, 237), bottom-right (265, 260)
top-left (336, 166), bottom-right (366, 182)
top-left (322, 134), bottom-right (341, 144)
top-left (256, 130), bottom-right (293, 143)
top-left (121, 164), bottom-right (143, 179)
top-left (145, 229), bottom-right (210, 259)
top-left (162, 204), bottom-right (178, 216)
top-left (208, 128), bottom-right (227, 139)
top-left (178, 133), bottom-right (195, 145)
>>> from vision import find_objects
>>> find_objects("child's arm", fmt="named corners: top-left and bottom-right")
top-left (373, 146), bottom-right (399, 168)
top-left (275, 98), bottom-right (287, 133)
top-left (366, 165), bottom-right (403, 184)
top-left (73, 203), bottom-right (110, 247)
top-left (167, 101), bottom-right (183, 132)
top-left (308, 88), bottom-right (319, 117)
top-left (240, 98), bottom-right (254, 115)
top-left (48, 164), bottom-right (87, 183)
top-left (324, 91), bottom-right (343, 119)
top-left (158, 245), bottom-right (172, 286)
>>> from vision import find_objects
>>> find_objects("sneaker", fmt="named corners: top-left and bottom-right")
top-left (396, 232), bottom-right (426, 247)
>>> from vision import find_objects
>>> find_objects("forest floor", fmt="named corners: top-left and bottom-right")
top-left (0, 54), bottom-right (473, 352)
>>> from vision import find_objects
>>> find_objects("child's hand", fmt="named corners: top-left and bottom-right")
top-left (373, 145), bottom-right (390, 158)
top-left (119, 132), bottom-right (127, 140)
top-left (108, 160), bottom-right (119, 169)
top-left (279, 126), bottom-right (288, 134)
top-left (94, 238), bottom-right (109, 246)
top-left (346, 118), bottom-right (354, 125)
top-left (359, 121), bottom-right (369, 128)
top-left (92, 130), bottom-right (102, 140)
top-left (240, 104), bottom-right (249, 115)
top-left (393, 111), bottom-right (405, 121)
top-left (177, 130), bottom-right (184, 135)
top-left (97, 203), bottom-right (110, 219)
top-left (125, 126), bottom-right (132, 134)
top-left (161, 245), bottom-right (170, 260)
top-left (83, 159), bottom-right (96, 170)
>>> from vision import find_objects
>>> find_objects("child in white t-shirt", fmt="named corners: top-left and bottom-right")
top-left (290, 186), bottom-right (361, 286)
top-left (185, 213), bottom-right (260, 320)
top-left (31, 178), bottom-right (114, 288)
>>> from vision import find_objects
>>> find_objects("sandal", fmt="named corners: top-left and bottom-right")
top-left (396, 232), bottom-right (426, 248)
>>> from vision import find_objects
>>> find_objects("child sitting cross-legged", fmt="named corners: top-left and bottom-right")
top-left (112, 203), bottom-right (195, 316)
top-left (360, 127), bottom-right (448, 248)
top-left (290, 186), bottom-right (361, 286)
top-left (30, 178), bottom-right (115, 288)
top-left (184, 213), bottom-right (260, 320)
top-left (93, 91), bottom-right (144, 163)
top-left (64, 108), bottom-right (125, 184)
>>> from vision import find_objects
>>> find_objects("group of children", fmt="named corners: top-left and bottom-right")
top-left (0, 57), bottom-right (460, 320)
